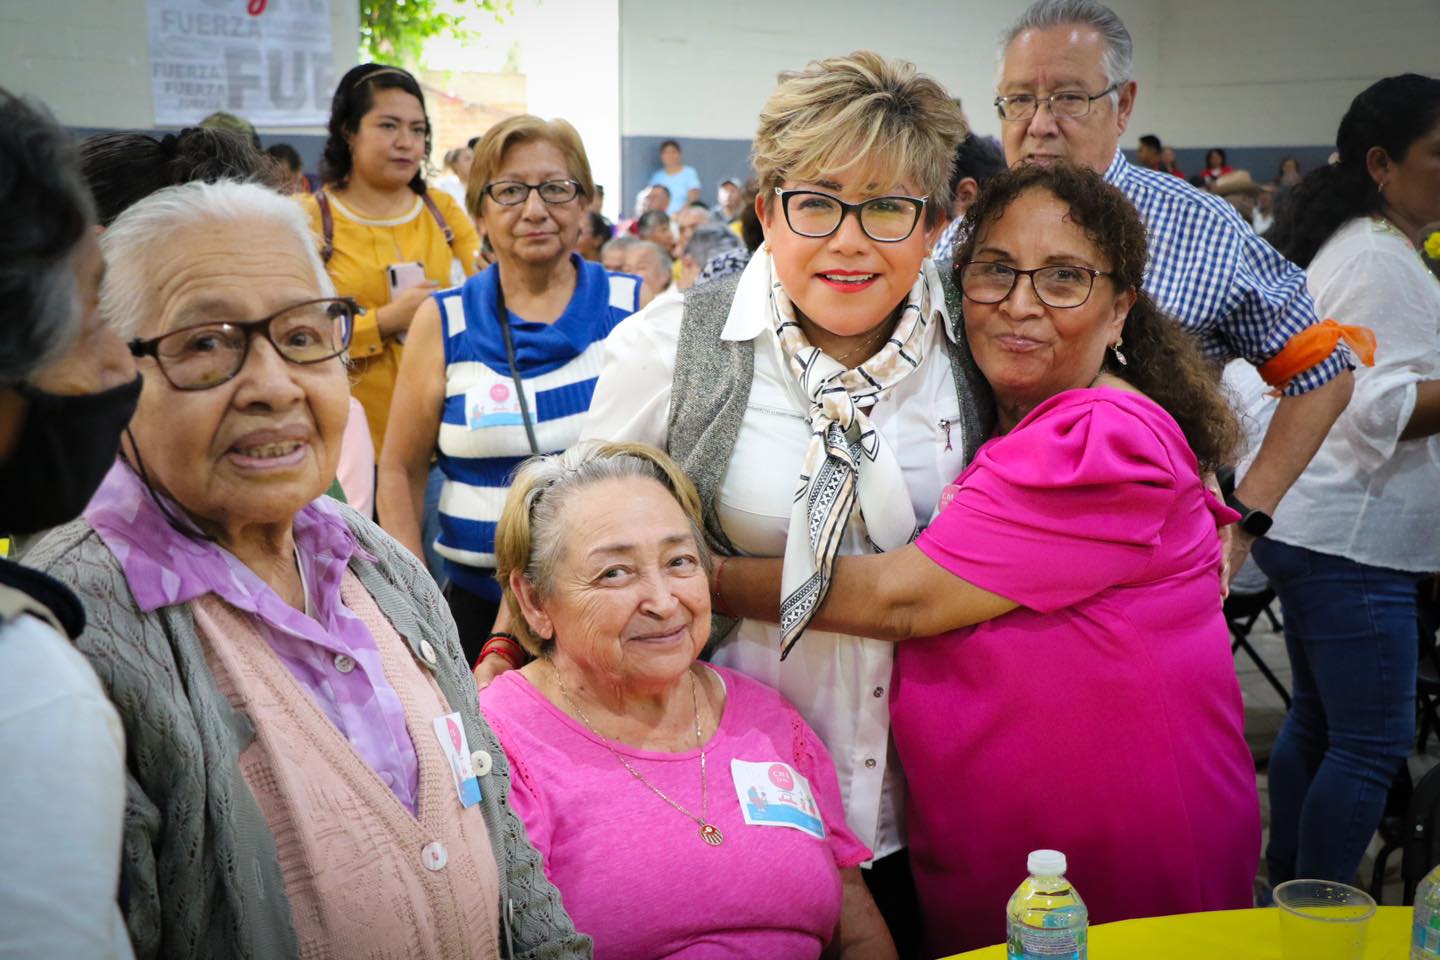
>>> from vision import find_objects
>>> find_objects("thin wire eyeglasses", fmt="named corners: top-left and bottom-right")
top-left (994, 83), bottom-right (1120, 122)
top-left (483, 179), bottom-right (584, 206)
top-left (127, 297), bottom-right (357, 390)
top-left (773, 187), bottom-right (927, 243)
top-left (957, 261), bottom-right (1112, 309)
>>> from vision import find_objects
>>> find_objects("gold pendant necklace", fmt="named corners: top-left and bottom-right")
top-left (553, 663), bottom-right (724, 846)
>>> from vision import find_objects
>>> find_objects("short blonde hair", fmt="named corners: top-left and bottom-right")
top-left (495, 441), bottom-right (711, 655)
top-left (752, 51), bottom-right (968, 227)
top-left (466, 114), bottom-right (595, 220)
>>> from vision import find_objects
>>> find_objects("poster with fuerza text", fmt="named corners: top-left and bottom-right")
top-left (147, 0), bottom-right (333, 127)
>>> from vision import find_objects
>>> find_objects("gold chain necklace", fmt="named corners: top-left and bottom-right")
top-left (832, 322), bottom-right (893, 366)
top-left (552, 663), bottom-right (724, 846)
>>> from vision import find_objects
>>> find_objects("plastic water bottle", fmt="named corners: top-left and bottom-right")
top-left (1414, 863), bottom-right (1440, 958)
top-left (1006, 849), bottom-right (1088, 960)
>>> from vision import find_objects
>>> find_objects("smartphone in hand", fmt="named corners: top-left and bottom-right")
top-left (385, 262), bottom-right (428, 343)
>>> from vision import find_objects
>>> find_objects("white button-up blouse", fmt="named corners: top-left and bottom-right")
top-left (1265, 217), bottom-right (1440, 571)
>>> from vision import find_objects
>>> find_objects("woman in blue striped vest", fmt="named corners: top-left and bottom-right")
top-left (378, 115), bottom-right (640, 667)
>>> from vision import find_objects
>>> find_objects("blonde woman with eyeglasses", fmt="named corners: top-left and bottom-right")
top-left (575, 52), bottom-right (989, 955)
top-left (377, 115), bottom-right (640, 668)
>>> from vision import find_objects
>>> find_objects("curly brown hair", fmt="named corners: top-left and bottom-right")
top-left (953, 162), bottom-right (1241, 472)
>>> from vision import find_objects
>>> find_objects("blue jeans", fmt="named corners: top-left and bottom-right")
top-left (1253, 538), bottom-right (1422, 886)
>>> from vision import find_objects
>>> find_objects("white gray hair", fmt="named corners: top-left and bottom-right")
top-left (99, 179), bottom-right (332, 339)
top-left (684, 224), bottom-right (742, 266)
top-left (1000, 0), bottom-right (1135, 99)
top-left (601, 234), bottom-right (639, 259)
top-left (629, 240), bottom-right (674, 288)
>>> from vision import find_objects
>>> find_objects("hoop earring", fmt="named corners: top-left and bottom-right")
top-left (1111, 337), bottom-right (1128, 366)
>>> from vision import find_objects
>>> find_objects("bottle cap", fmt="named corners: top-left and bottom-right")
top-left (1027, 849), bottom-right (1067, 876)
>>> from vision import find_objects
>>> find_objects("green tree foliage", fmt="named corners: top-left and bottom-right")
top-left (359, 0), bottom-right (512, 65)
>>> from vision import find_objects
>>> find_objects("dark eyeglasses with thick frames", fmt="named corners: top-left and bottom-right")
top-left (774, 187), bottom-right (927, 243)
top-left (994, 83), bottom-right (1120, 122)
top-left (128, 297), bottom-right (357, 390)
top-left (483, 179), bottom-right (584, 206)
top-left (958, 262), bottom-right (1112, 309)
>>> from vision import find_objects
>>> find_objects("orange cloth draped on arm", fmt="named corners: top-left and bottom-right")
top-left (1257, 318), bottom-right (1376, 396)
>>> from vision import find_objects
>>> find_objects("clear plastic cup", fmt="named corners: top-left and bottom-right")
top-left (1274, 879), bottom-right (1376, 960)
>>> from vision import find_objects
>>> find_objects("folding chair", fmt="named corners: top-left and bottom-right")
top-left (1225, 588), bottom-right (1290, 708)
top-left (1371, 761), bottom-right (1440, 904)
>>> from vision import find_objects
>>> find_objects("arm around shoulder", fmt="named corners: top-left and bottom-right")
top-left (718, 545), bottom-right (1017, 642)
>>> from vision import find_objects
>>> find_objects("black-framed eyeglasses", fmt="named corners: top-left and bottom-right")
top-left (958, 261), bottom-right (1111, 309)
top-left (483, 179), bottom-right (583, 206)
top-left (128, 297), bottom-right (357, 390)
top-left (774, 187), bottom-right (927, 243)
top-left (994, 83), bottom-right (1120, 122)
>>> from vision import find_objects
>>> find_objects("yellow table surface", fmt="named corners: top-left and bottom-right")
top-left (947, 905), bottom-right (1413, 959)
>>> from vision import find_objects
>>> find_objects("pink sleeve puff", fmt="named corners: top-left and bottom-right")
top-left (917, 390), bottom-right (1190, 613)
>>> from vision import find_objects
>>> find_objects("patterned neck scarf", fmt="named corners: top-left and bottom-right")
top-left (769, 256), bottom-right (939, 657)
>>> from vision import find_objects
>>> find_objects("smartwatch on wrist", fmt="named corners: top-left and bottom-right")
top-left (1224, 492), bottom-right (1273, 537)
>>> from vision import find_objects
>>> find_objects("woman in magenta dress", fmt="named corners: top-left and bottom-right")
top-left (716, 162), bottom-right (1261, 956)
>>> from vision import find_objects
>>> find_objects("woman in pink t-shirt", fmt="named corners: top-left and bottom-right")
top-left (717, 163), bottom-right (1261, 956)
top-left (478, 441), bottom-right (893, 959)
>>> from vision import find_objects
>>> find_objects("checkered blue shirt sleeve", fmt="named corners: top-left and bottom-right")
top-left (1105, 152), bottom-right (1351, 396)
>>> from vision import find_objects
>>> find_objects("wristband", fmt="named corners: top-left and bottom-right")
top-left (480, 635), bottom-right (524, 670)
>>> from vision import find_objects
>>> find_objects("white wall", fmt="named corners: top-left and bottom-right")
top-left (422, 0), bottom-right (623, 220)
top-left (0, 0), bottom-right (360, 134)
top-left (618, 0), bottom-right (1440, 149)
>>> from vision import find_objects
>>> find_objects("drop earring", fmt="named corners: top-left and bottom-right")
top-left (1111, 337), bottom-right (1128, 366)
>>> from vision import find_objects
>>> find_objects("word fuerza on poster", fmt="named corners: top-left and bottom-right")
top-left (146, 0), bottom-right (333, 127)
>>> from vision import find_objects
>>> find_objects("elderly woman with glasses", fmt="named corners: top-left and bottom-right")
top-left (478, 441), bottom-right (893, 960)
top-left (717, 162), bottom-right (1262, 954)
top-left (575, 52), bottom-right (987, 954)
top-left (377, 115), bottom-right (639, 669)
top-left (23, 180), bottom-right (589, 960)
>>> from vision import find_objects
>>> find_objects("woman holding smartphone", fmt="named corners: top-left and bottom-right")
top-left (377, 115), bottom-right (639, 665)
top-left (299, 64), bottom-right (480, 458)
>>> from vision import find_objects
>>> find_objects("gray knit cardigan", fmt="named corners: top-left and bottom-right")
top-left (23, 507), bottom-right (590, 960)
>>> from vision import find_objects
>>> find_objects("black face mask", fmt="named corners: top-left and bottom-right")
top-left (0, 374), bottom-right (143, 535)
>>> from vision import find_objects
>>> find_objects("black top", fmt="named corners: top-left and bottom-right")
top-left (0, 555), bottom-right (85, 638)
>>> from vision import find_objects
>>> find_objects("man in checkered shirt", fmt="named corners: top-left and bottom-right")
top-left (988, 0), bottom-right (1354, 581)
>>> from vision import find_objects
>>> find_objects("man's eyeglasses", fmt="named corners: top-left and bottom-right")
top-left (128, 297), bottom-right (357, 390)
top-left (958, 261), bottom-right (1111, 309)
top-left (774, 187), bottom-right (927, 243)
top-left (994, 83), bottom-right (1120, 122)
top-left (483, 179), bottom-right (583, 206)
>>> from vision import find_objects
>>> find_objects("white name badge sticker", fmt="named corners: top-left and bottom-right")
top-left (729, 759), bottom-right (826, 840)
top-left (464, 375), bottom-right (525, 431)
top-left (432, 712), bottom-right (482, 808)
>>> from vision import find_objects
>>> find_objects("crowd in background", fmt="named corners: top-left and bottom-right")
top-left (2, 0), bottom-right (1439, 958)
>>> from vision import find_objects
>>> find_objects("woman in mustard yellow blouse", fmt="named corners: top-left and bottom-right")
top-left (299, 64), bottom-right (480, 457)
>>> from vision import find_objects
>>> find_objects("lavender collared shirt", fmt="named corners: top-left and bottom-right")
top-left (85, 461), bottom-right (421, 814)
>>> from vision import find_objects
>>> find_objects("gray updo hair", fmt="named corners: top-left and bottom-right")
top-left (0, 90), bottom-right (95, 385)
top-left (495, 441), bottom-right (712, 655)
